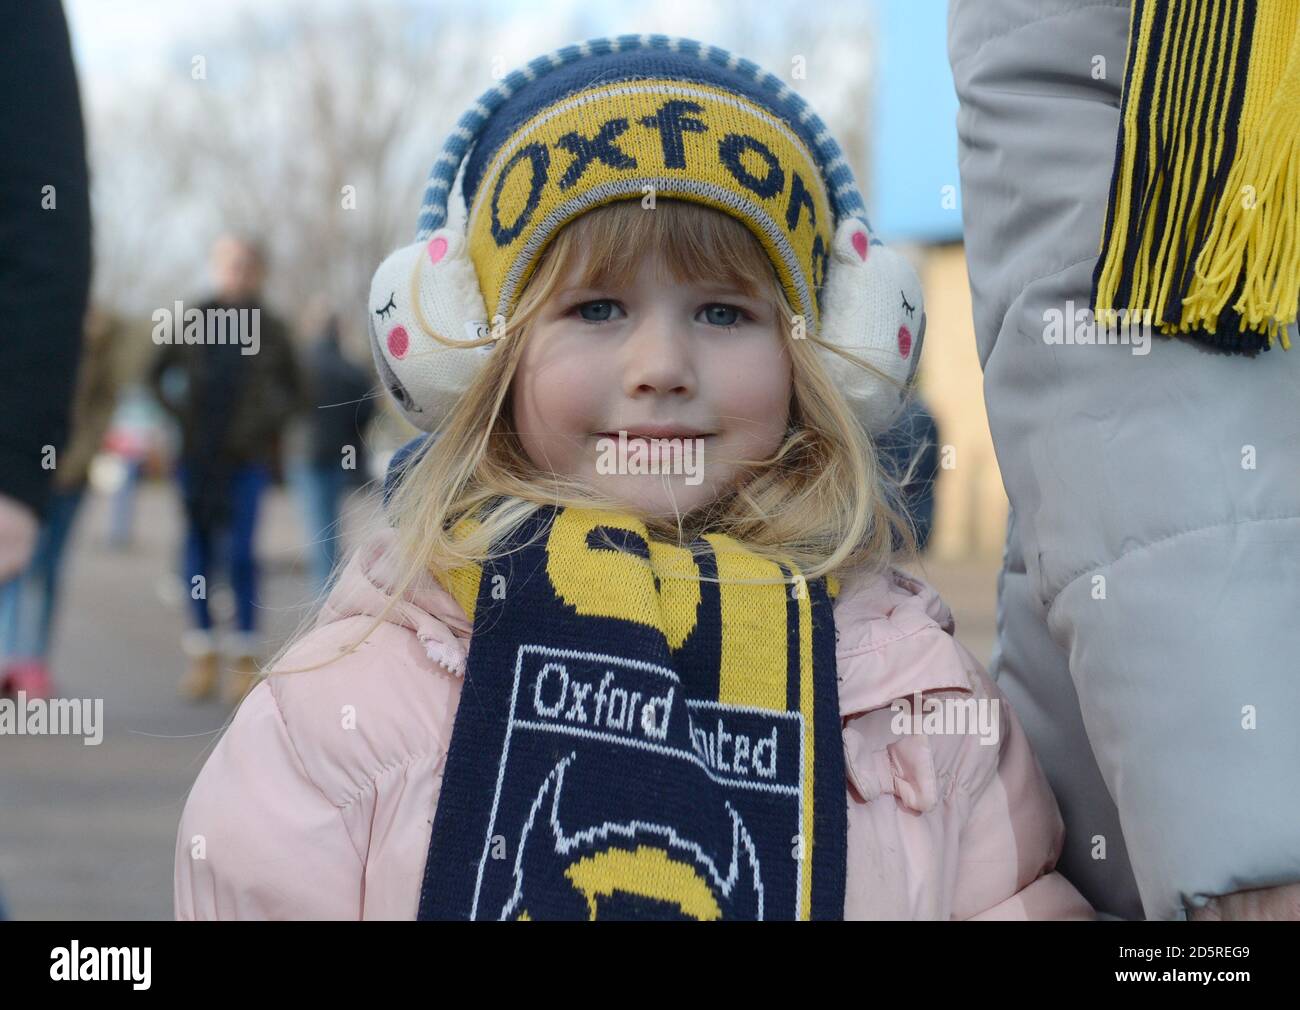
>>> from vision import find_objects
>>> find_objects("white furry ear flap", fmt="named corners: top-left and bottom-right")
top-left (817, 219), bottom-right (925, 434)
top-left (367, 228), bottom-right (492, 432)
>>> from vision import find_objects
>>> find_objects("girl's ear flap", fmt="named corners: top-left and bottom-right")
top-left (367, 229), bottom-right (493, 433)
top-left (817, 219), bottom-right (926, 435)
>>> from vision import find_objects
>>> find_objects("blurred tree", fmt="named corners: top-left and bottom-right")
top-left (88, 0), bottom-right (494, 359)
top-left (85, 0), bottom-right (878, 363)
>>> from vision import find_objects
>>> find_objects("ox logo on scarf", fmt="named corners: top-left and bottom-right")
top-left (417, 505), bottom-right (846, 920)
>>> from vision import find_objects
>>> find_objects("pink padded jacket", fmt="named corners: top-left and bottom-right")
top-left (174, 528), bottom-right (1093, 920)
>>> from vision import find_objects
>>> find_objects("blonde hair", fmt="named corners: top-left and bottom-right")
top-left (268, 198), bottom-right (917, 679)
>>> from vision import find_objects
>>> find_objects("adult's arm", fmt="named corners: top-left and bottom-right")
top-left (948, 0), bottom-right (1300, 920)
top-left (0, 0), bottom-right (92, 522)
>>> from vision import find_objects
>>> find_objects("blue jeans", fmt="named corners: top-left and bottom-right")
top-left (107, 457), bottom-right (143, 548)
top-left (0, 486), bottom-right (86, 661)
top-left (292, 462), bottom-right (348, 595)
top-left (175, 462), bottom-right (270, 633)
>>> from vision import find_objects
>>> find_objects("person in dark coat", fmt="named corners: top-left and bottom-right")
top-left (295, 314), bottom-right (377, 594)
top-left (875, 395), bottom-right (941, 552)
top-left (148, 235), bottom-right (304, 705)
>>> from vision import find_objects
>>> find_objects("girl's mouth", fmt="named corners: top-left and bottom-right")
top-left (593, 428), bottom-right (714, 440)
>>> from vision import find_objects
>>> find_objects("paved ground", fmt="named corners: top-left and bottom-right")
top-left (0, 482), bottom-right (1000, 920)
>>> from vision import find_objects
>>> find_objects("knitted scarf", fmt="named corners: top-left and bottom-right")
top-left (1092, 0), bottom-right (1300, 353)
top-left (416, 504), bottom-right (846, 920)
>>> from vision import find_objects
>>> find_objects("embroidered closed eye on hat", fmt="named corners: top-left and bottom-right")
top-left (369, 34), bottom-right (925, 435)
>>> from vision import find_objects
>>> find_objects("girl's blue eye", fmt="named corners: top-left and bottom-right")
top-left (702, 304), bottom-right (742, 327)
top-left (570, 301), bottom-right (747, 326)
top-left (576, 300), bottom-right (617, 323)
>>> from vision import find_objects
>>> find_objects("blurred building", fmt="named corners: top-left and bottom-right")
top-left (870, 0), bottom-right (1007, 561)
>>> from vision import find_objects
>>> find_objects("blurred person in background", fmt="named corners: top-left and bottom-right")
top-left (0, 0), bottom-right (91, 699)
top-left (1, 308), bottom-right (128, 699)
top-left (148, 235), bottom-right (304, 706)
top-left (294, 312), bottom-right (377, 595)
top-left (876, 395), bottom-right (940, 552)
top-left (100, 384), bottom-right (166, 550)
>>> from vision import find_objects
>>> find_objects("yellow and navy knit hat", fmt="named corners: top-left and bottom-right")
top-left (369, 35), bottom-right (924, 435)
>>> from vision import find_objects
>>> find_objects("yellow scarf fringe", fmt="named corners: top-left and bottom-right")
top-left (1094, 0), bottom-right (1300, 351)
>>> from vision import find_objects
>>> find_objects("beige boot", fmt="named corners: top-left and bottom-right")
top-left (225, 654), bottom-right (262, 706)
top-left (178, 651), bottom-right (220, 701)
top-left (179, 630), bottom-right (220, 701)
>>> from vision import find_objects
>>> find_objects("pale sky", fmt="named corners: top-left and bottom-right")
top-left (62, 0), bottom-right (727, 83)
top-left (60, 1), bottom-right (959, 246)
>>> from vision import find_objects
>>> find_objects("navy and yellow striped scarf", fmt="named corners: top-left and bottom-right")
top-left (417, 504), bottom-right (846, 920)
top-left (1093, 0), bottom-right (1300, 353)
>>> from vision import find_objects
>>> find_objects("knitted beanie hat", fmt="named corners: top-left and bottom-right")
top-left (369, 34), bottom-right (924, 434)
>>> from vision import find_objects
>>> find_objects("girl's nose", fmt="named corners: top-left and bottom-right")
top-left (622, 314), bottom-right (695, 398)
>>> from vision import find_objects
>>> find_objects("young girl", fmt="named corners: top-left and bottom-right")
top-left (174, 35), bottom-right (1092, 921)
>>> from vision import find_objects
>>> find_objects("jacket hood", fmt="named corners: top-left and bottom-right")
top-left (318, 526), bottom-right (474, 676)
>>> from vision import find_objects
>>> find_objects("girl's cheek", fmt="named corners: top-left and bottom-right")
top-left (521, 324), bottom-right (602, 389)
top-left (714, 339), bottom-right (791, 429)
top-left (541, 383), bottom-right (595, 435)
top-left (513, 352), bottom-right (604, 437)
